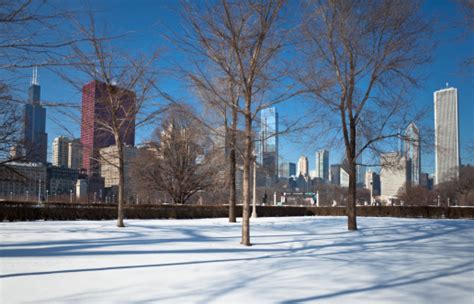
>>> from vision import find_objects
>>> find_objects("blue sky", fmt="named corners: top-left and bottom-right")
top-left (16, 0), bottom-right (473, 174)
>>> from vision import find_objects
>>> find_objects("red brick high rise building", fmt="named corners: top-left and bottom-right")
top-left (81, 80), bottom-right (136, 175)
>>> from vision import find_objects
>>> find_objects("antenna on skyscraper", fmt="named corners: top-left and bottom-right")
top-left (31, 66), bottom-right (39, 85)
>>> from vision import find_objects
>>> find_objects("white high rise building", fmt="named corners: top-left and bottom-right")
top-left (434, 87), bottom-right (460, 184)
top-left (380, 152), bottom-right (409, 200)
top-left (340, 167), bottom-right (349, 188)
top-left (52, 136), bottom-right (70, 167)
top-left (315, 149), bottom-right (329, 180)
top-left (297, 155), bottom-right (309, 177)
top-left (68, 139), bottom-right (83, 170)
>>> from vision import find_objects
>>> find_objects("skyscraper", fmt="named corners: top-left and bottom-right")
top-left (364, 170), bottom-right (381, 197)
top-left (315, 149), bottom-right (329, 180)
top-left (100, 145), bottom-right (137, 197)
top-left (434, 87), bottom-right (460, 184)
top-left (68, 139), bottom-right (83, 170)
top-left (404, 122), bottom-right (421, 185)
top-left (260, 107), bottom-right (279, 182)
top-left (330, 164), bottom-right (341, 185)
top-left (380, 152), bottom-right (410, 200)
top-left (297, 155), bottom-right (309, 177)
top-left (340, 167), bottom-right (350, 188)
top-left (279, 162), bottom-right (296, 178)
top-left (356, 165), bottom-right (366, 187)
top-left (23, 67), bottom-right (48, 163)
top-left (81, 80), bottom-right (136, 175)
top-left (52, 136), bottom-right (70, 167)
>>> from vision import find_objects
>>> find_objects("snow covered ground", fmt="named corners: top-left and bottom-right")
top-left (1, 216), bottom-right (473, 303)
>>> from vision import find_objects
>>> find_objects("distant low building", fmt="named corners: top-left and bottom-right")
top-left (47, 165), bottom-right (79, 197)
top-left (0, 162), bottom-right (47, 199)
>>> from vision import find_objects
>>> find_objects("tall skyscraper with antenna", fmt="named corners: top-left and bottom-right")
top-left (23, 67), bottom-right (48, 163)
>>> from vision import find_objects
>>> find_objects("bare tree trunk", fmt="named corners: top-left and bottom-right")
top-left (228, 104), bottom-right (238, 222)
top-left (347, 157), bottom-right (357, 231)
top-left (347, 113), bottom-right (357, 231)
top-left (228, 142), bottom-right (237, 222)
top-left (241, 105), bottom-right (252, 246)
top-left (115, 137), bottom-right (125, 228)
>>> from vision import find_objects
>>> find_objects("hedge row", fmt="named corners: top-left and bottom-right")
top-left (0, 201), bottom-right (473, 221)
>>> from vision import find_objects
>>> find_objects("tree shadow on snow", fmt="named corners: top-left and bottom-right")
top-left (1, 218), bottom-right (473, 291)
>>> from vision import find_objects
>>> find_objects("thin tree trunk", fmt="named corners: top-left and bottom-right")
top-left (116, 138), bottom-right (125, 228)
top-left (347, 119), bottom-right (357, 231)
top-left (347, 159), bottom-right (357, 230)
top-left (228, 104), bottom-right (238, 223)
top-left (241, 102), bottom-right (252, 246)
top-left (229, 144), bottom-right (237, 222)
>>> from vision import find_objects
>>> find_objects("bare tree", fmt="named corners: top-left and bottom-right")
top-left (397, 183), bottom-right (435, 206)
top-left (131, 106), bottom-right (214, 204)
top-left (189, 74), bottom-right (241, 222)
top-left (0, 85), bottom-right (20, 162)
top-left (174, 2), bottom-right (244, 222)
top-left (59, 12), bottom-right (161, 227)
top-left (435, 165), bottom-right (474, 206)
top-left (0, 0), bottom-right (74, 70)
top-left (298, 0), bottom-right (433, 230)
top-left (456, 0), bottom-right (474, 66)
top-left (177, 0), bottom-right (292, 245)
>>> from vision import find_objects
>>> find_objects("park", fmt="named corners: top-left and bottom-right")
top-left (1, 216), bottom-right (473, 303)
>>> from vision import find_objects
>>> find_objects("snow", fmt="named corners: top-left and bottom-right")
top-left (1, 216), bottom-right (473, 303)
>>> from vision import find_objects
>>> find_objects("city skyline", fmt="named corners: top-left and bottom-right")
top-left (42, 83), bottom-right (468, 183)
top-left (8, 1), bottom-right (472, 177)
